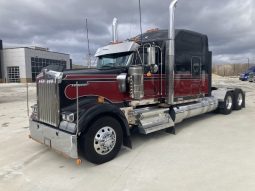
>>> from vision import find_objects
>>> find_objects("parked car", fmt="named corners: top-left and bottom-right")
top-left (240, 66), bottom-right (255, 81)
top-left (248, 72), bottom-right (255, 82)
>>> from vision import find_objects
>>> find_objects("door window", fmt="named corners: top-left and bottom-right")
top-left (192, 57), bottom-right (201, 76)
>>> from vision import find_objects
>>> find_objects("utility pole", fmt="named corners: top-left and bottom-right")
top-left (85, 18), bottom-right (91, 68)
top-left (138, 0), bottom-right (143, 43)
top-left (247, 57), bottom-right (250, 70)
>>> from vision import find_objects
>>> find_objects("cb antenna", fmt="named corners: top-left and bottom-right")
top-left (85, 18), bottom-right (91, 68)
top-left (138, 0), bottom-right (143, 44)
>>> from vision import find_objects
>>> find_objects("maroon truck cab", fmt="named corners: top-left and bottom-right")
top-left (59, 29), bottom-right (211, 107)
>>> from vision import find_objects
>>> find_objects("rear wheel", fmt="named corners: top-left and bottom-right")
top-left (219, 92), bottom-right (233, 115)
top-left (233, 89), bottom-right (244, 110)
top-left (81, 116), bottom-right (123, 164)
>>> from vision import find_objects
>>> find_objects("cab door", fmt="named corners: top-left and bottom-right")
top-left (142, 48), bottom-right (161, 98)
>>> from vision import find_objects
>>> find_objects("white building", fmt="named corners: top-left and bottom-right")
top-left (0, 41), bottom-right (71, 83)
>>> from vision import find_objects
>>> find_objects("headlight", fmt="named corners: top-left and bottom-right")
top-left (31, 104), bottom-right (38, 120)
top-left (31, 104), bottom-right (38, 113)
top-left (62, 112), bottom-right (75, 122)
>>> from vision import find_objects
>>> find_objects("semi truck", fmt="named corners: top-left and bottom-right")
top-left (29, 0), bottom-right (245, 164)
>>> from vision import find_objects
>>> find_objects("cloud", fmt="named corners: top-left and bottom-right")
top-left (0, 0), bottom-right (254, 65)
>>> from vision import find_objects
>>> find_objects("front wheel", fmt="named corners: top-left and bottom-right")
top-left (80, 116), bottom-right (123, 164)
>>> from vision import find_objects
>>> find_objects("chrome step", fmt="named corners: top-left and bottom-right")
top-left (133, 107), bottom-right (174, 134)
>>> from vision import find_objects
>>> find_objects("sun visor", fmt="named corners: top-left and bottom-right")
top-left (95, 41), bottom-right (139, 57)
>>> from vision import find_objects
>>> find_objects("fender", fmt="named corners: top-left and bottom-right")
top-left (78, 102), bottom-right (132, 148)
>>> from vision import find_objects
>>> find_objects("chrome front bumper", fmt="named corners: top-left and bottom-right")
top-left (29, 120), bottom-right (78, 159)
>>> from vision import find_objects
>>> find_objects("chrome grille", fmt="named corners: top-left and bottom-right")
top-left (37, 79), bottom-right (60, 127)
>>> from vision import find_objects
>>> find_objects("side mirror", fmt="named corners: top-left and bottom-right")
top-left (147, 47), bottom-right (156, 66)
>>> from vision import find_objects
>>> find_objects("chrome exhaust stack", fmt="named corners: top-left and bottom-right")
top-left (112, 18), bottom-right (118, 43)
top-left (166, 0), bottom-right (179, 105)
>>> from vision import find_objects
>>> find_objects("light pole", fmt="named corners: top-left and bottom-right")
top-left (247, 57), bottom-right (250, 70)
top-left (85, 18), bottom-right (91, 68)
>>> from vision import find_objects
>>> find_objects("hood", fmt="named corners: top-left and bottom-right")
top-left (63, 68), bottom-right (128, 76)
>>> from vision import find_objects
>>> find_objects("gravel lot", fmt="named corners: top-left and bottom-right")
top-left (0, 77), bottom-right (255, 191)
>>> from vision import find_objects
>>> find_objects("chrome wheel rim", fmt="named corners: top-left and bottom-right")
top-left (226, 96), bottom-right (233, 110)
top-left (237, 93), bottom-right (243, 106)
top-left (94, 126), bottom-right (116, 155)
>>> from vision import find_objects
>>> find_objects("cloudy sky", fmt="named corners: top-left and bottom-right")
top-left (0, 0), bottom-right (254, 65)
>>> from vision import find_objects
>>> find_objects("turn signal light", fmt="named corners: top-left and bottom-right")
top-left (76, 159), bottom-right (82, 165)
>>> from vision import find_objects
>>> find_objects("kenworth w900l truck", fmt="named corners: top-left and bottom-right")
top-left (29, 0), bottom-right (245, 164)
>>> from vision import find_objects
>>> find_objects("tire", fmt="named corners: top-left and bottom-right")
top-left (233, 89), bottom-right (244, 110)
top-left (219, 92), bottom-right (233, 115)
top-left (81, 116), bottom-right (123, 164)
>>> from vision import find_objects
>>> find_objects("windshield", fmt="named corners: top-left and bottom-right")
top-left (97, 52), bottom-right (132, 69)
